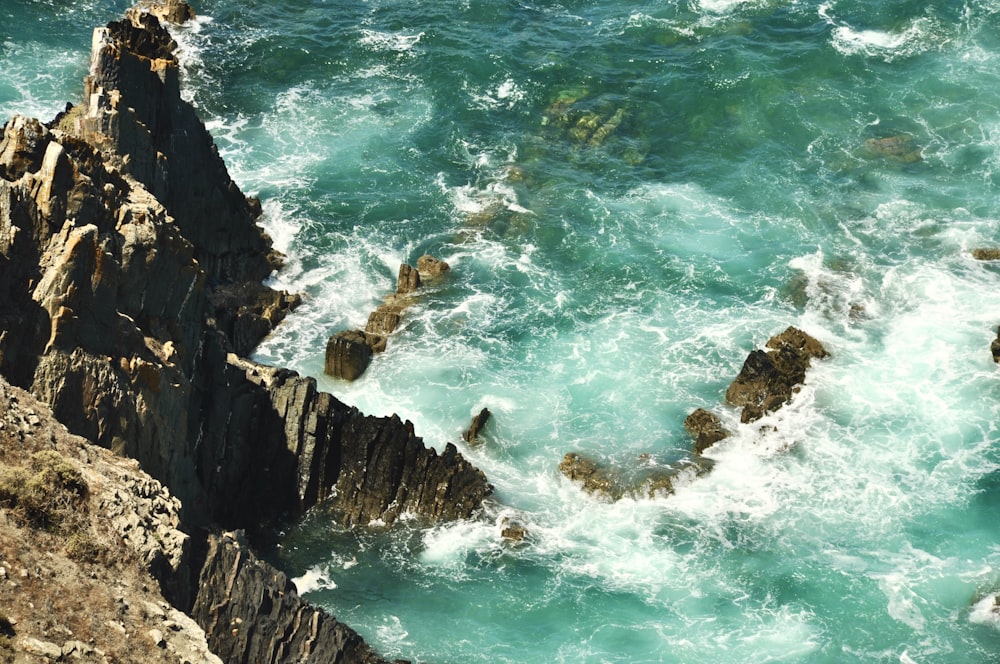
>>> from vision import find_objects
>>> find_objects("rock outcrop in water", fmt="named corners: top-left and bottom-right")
top-left (724, 326), bottom-right (829, 424)
top-left (560, 327), bottom-right (827, 500)
top-left (0, 2), bottom-right (490, 661)
top-left (557, 451), bottom-right (707, 501)
top-left (325, 255), bottom-right (450, 381)
top-left (684, 408), bottom-right (729, 455)
top-left (463, 407), bottom-right (492, 446)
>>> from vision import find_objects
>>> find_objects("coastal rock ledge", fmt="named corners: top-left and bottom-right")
top-left (0, 1), bottom-right (491, 661)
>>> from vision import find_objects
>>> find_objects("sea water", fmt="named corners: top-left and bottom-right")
top-left (4, 0), bottom-right (1000, 661)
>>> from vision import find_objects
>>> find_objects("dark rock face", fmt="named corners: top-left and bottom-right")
top-left (463, 407), bottom-right (491, 445)
top-left (325, 330), bottom-right (374, 381)
top-left (991, 327), bottom-right (1000, 364)
top-left (80, 11), bottom-right (275, 285)
top-left (200, 356), bottom-right (492, 527)
top-left (725, 326), bottom-right (829, 423)
top-left (192, 531), bottom-right (388, 664)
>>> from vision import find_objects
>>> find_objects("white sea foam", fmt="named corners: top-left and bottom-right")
top-left (969, 593), bottom-right (1000, 630)
top-left (820, 4), bottom-right (942, 62)
top-left (166, 14), bottom-right (214, 104)
top-left (467, 76), bottom-right (528, 111)
top-left (419, 519), bottom-right (496, 569)
top-left (292, 564), bottom-right (337, 594)
top-left (374, 615), bottom-right (410, 648)
top-left (0, 41), bottom-right (85, 121)
top-left (358, 29), bottom-right (423, 53)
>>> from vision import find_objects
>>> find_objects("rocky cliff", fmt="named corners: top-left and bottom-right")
top-left (0, 1), bottom-right (490, 661)
top-left (0, 375), bottom-right (219, 664)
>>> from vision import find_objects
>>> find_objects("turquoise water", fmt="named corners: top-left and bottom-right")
top-left (5, 0), bottom-right (1000, 661)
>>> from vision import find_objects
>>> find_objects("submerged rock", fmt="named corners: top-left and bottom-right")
top-left (865, 135), bottom-right (922, 163)
top-left (972, 248), bottom-right (1000, 261)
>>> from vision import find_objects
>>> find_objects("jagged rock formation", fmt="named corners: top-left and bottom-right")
top-left (207, 356), bottom-right (492, 527)
top-left (191, 531), bottom-right (392, 664)
top-left (79, 10), bottom-right (276, 286)
top-left (0, 2), bottom-right (489, 532)
top-left (724, 326), bottom-right (829, 423)
top-left (463, 407), bottom-right (491, 445)
top-left (686, 325), bottom-right (828, 454)
top-left (684, 408), bottom-right (729, 455)
top-left (0, 2), bottom-right (491, 662)
top-left (325, 255), bottom-right (450, 381)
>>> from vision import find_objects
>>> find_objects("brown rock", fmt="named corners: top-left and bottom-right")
top-left (684, 408), bottom-right (729, 454)
top-left (972, 248), bottom-right (1000, 261)
top-left (365, 307), bottom-right (402, 340)
top-left (500, 517), bottom-right (527, 542)
top-left (396, 263), bottom-right (421, 295)
top-left (324, 330), bottom-right (373, 381)
top-left (463, 407), bottom-right (491, 445)
top-left (133, 0), bottom-right (196, 25)
top-left (417, 255), bottom-right (450, 278)
top-left (558, 452), bottom-right (621, 499)
top-left (991, 327), bottom-right (1000, 363)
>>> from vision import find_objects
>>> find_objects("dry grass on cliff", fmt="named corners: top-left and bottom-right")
top-left (0, 389), bottom-right (202, 664)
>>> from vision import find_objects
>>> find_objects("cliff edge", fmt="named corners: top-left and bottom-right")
top-left (0, 1), bottom-right (490, 661)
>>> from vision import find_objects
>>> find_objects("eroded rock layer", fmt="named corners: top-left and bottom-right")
top-left (191, 531), bottom-right (389, 664)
